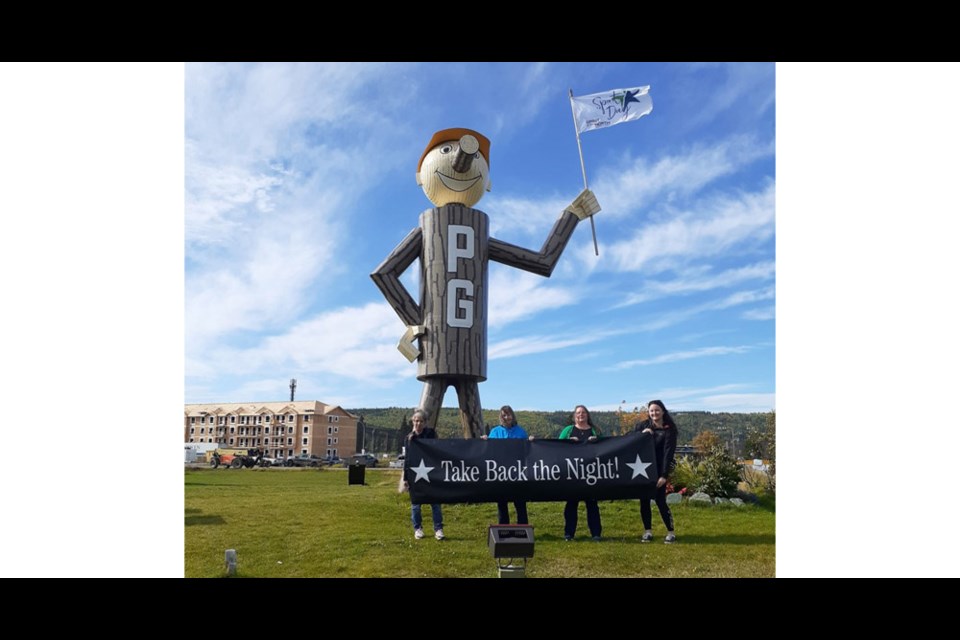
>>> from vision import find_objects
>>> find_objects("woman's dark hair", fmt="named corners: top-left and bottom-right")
top-left (573, 404), bottom-right (600, 434)
top-left (499, 405), bottom-right (517, 427)
top-left (647, 399), bottom-right (677, 429)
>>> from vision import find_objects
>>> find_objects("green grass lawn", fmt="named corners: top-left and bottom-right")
top-left (185, 467), bottom-right (774, 578)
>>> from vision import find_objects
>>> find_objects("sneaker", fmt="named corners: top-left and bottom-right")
top-left (414, 528), bottom-right (425, 539)
top-left (564, 535), bottom-right (574, 541)
top-left (434, 529), bottom-right (445, 540)
top-left (591, 535), bottom-right (602, 542)
top-left (641, 533), bottom-right (654, 543)
top-left (664, 533), bottom-right (676, 544)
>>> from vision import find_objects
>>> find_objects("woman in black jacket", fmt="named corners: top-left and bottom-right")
top-left (634, 400), bottom-right (678, 544)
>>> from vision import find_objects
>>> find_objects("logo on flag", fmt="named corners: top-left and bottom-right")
top-left (571, 86), bottom-right (653, 134)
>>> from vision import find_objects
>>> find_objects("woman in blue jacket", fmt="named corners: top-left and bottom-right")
top-left (484, 405), bottom-right (531, 524)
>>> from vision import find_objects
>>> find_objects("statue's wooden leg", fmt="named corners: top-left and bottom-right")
top-left (418, 379), bottom-right (447, 430)
top-left (454, 379), bottom-right (484, 439)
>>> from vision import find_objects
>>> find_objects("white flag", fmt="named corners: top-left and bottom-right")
top-left (571, 86), bottom-right (653, 134)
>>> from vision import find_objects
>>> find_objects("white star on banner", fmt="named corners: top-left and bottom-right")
top-left (626, 454), bottom-right (653, 480)
top-left (411, 459), bottom-right (434, 483)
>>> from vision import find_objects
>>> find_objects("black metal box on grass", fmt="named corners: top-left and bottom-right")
top-left (348, 464), bottom-right (365, 485)
top-left (488, 524), bottom-right (534, 558)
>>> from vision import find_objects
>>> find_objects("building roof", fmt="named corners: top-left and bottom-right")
top-left (184, 400), bottom-right (357, 419)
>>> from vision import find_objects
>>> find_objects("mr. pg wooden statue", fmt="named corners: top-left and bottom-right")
top-left (372, 128), bottom-right (600, 438)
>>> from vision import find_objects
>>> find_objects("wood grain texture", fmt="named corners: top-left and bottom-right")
top-left (419, 205), bottom-right (488, 381)
top-left (419, 377), bottom-right (484, 438)
top-left (488, 209), bottom-right (579, 277)
top-left (370, 227), bottom-right (423, 327)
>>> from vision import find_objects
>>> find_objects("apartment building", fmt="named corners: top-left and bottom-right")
top-left (184, 400), bottom-right (358, 460)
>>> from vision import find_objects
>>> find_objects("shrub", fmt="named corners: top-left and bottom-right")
top-left (694, 446), bottom-right (741, 498)
top-left (669, 456), bottom-right (698, 495)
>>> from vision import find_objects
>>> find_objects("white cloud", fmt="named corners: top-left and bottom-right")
top-left (488, 266), bottom-right (578, 329)
top-left (485, 193), bottom-right (572, 238)
top-left (489, 332), bottom-right (613, 360)
top-left (684, 63), bottom-right (776, 129)
top-left (487, 135), bottom-right (773, 240)
top-left (592, 135), bottom-right (773, 219)
top-left (591, 384), bottom-right (751, 411)
top-left (616, 260), bottom-right (775, 306)
top-left (743, 306), bottom-right (776, 320)
top-left (696, 392), bottom-right (775, 413)
top-left (185, 202), bottom-right (339, 351)
top-left (185, 62), bottom-right (404, 160)
top-left (231, 302), bottom-right (409, 380)
top-left (608, 345), bottom-right (752, 371)
top-left (709, 286), bottom-right (776, 309)
top-left (597, 181), bottom-right (775, 273)
top-left (185, 63), bottom-right (420, 354)
top-left (489, 63), bottom-right (553, 136)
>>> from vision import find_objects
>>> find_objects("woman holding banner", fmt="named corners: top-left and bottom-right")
top-left (558, 405), bottom-right (602, 541)
top-left (634, 400), bottom-right (678, 544)
top-left (403, 408), bottom-right (445, 541)
top-left (483, 405), bottom-right (531, 525)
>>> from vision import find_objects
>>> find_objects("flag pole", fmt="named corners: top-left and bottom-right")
top-left (569, 88), bottom-right (599, 257)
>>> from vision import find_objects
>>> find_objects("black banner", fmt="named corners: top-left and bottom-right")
top-left (405, 431), bottom-right (658, 504)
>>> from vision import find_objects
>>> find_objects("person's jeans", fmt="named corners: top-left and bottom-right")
top-left (640, 485), bottom-right (674, 531)
top-left (564, 500), bottom-right (601, 538)
top-left (411, 503), bottom-right (443, 531)
top-left (497, 501), bottom-right (528, 524)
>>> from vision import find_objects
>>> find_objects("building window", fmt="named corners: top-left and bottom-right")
top-left (264, 438), bottom-right (270, 445)
top-left (229, 438), bottom-right (234, 445)
top-left (189, 438), bottom-right (194, 443)
top-left (190, 417), bottom-right (195, 424)
top-left (335, 427), bottom-right (339, 433)
top-left (301, 449), bottom-right (308, 456)
top-left (327, 438), bottom-right (332, 445)
top-left (265, 415), bottom-right (271, 423)
top-left (303, 426), bottom-right (309, 434)
top-left (190, 428), bottom-right (195, 434)
top-left (287, 438), bottom-right (293, 445)
top-left (200, 428), bottom-right (205, 434)
top-left (264, 427), bottom-right (270, 435)
top-left (304, 415), bottom-right (310, 422)
top-left (230, 416), bottom-right (236, 423)
top-left (328, 427), bottom-right (332, 434)
top-left (334, 438), bottom-right (338, 444)
top-left (288, 414), bottom-right (295, 422)
top-left (302, 438), bottom-right (308, 445)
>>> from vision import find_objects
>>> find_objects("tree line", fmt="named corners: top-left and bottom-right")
top-left (351, 407), bottom-right (773, 458)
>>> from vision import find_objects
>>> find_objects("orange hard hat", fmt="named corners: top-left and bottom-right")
top-left (417, 128), bottom-right (491, 174)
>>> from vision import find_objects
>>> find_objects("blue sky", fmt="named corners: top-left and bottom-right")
top-left (185, 62), bottom-right (776, 413)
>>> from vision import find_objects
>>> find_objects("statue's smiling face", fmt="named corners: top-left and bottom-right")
top-left (418, 140), bottom-right (490, 207)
